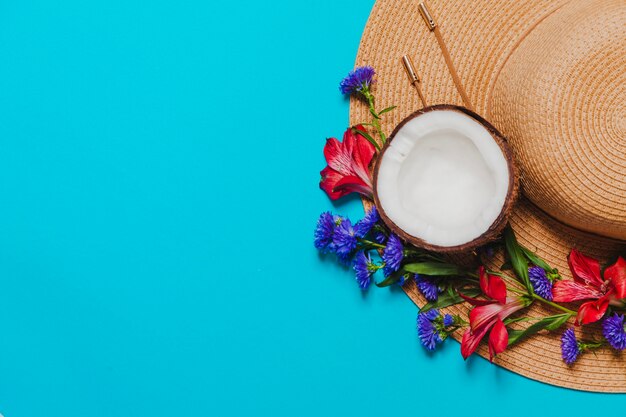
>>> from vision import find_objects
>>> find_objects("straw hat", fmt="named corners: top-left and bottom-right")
top-left (350, 0), bottom-right (626, 391)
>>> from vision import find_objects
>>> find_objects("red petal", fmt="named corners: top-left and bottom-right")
top-left (497, 297), bottom-right (528, 319)
top-left (322, 137), bottom-right (341, 164)
top-left (605, 257), bottom-right (626, 300)
top-left (552, 280), bottom-right (603, 302)
top-left (478, 267), bottom-right (506, 304)
top-left (576, 298), bottom-right (609, 325)
top-left (458, 291), bottom-right (495, 306)
top-left (349, 126), bottom-right (375, 185)
top-left (469, 303), bottom-right (502, 332)
top-left (461, 324), bottom-right (491, 360)
top-left (319, 166), bottom-right (348, 200)
top-left (568, 249), bottom-right (603, 288)
top-left (340, 126), bottom-right (356, 154)
top-left (479, 266), bottom-right (488, 294)
top-left (323, 137), bottom-right (353, 176)
top-left (488, 319), bottom-right (508, 362)
top-left (463, 297), bottom-right (525, 359)
top-left (487, 275), bottom-right (507, 304)
top-left (332, 175), bottom-right (372, 197)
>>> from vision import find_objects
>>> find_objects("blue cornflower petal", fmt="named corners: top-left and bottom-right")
top-left (314, 212), bottom-right (336, 252)
top-left (336, 251), bottom-right (352, 265)
top-left (354, 206), bottom-right (379, 238)
top-left (561, 328), bottom-right (581, 365)
top-left (353, 251), bottom-right (375, 290)
top-left (602, 313), bottom-right (626, 350)
top-left (417, 309), bottom-right (442, 351)
top-left (414, 274), bottom-right (439, 301)
top-left (374, 231), bottom-right (387, 244)
top-left (382, 234), bottom-right (404, 277)
top-left (332, 218), bottom-right (357, 264)
top-left (443, 314), bottom-right (454, 327)
top-left (339, 66), bottom-right (376, 95)
top-left (421, 309), bottom-right (439, 321)
top-left (528, 266), bottom-right (554, 301)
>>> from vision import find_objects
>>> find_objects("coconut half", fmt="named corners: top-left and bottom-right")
top-left (373, 105), bottom-right (519, 253)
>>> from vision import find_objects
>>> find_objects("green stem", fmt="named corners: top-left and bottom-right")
top-left (358, 239), bottom-right (385, 249)
top-left (507, 286), bottom-right (529, 296)
top-left (580, 340), bottom-right (605, 351)
top-left (365, 92), bottom-right (386, 144)
top-left (531, 293), bottom-right (577, 315)
top-left (505, 313), bottom-right (571, 325)
top-left (505, 316), bottom-right (544, 324)
top-left (403, 248), bottom-right (444, 262)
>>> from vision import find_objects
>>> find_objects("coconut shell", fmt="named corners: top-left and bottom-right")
top-left (372, 104), bottom-right (520, 254)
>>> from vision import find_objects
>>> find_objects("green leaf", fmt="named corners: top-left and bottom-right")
top-left (351, 127), bottom-right (380, 151)
top-left (420, 287), bottom-right (482, 313)
top-left (504, 226), bottom-right (532, 293)
top-left (520, 245), bottom-right (554, 272)
top-left (375, 270), bottom-right (405, 288)
top-left (500, 261), bottom-right (513, 271)
top-left (403, 262), bottom-right (464, 276)
top-left (370, 108), bottom-right (381, 119)
top-left (503, 316), bottom-right (535, 325)
top-left (507, 313), bottom-right (571, 346)
top-left (379, 105), bottom-right (397, 115)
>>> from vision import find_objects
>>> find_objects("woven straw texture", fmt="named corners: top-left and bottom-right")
top-left (490, 0), bottom-right (626, 239)
top-left (351, 0), bottom-right (626, 391)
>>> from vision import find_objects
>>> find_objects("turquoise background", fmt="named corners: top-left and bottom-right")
top-left (0, 0), bottom-right (623, 415)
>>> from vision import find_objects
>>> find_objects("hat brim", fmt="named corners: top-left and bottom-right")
top-left (403, 198), bottom-right (626, 392)
top-left (351, 0), bottom-right (626, 391)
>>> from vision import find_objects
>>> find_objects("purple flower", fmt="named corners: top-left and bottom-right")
top-left (529, 266), bottom-right (553, 300)
top-left (561, 328), bottom-right (580, 365)
top-left (332, 218), bottom-right (357, 264)
top-left (417, 309), bottom-right (442, 351)
top-left (602, 313), bottom-right (626, 350)
top-left (443, 314), bottom-right (454, 327)
top-left (339, 66), bottom-right (376, 95)
top-left (374, 231), bottom-right (387, 244)
top-left (353, 251), bottom-right (377, 290)
top-left (382, 234), bottom-right (403, 277)
top-left (314, 212), bottom-right (336, 252)
top-left (354, 206), bottom-right (379, 238)
top-left (414, 274), bottom-right (439, 301)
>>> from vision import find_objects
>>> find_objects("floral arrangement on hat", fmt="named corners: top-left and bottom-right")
top-left (314, 66), bottom-right (626, 366)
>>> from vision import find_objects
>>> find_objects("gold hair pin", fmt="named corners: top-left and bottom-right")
top-left (417, 1), bottom-right (474, 111)
top-left (401, 55), bottom-right (428, 107)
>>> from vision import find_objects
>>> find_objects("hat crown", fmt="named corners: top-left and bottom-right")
top-left (489, 0), bottom-right (626, 240)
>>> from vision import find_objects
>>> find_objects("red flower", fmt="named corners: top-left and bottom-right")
top-left (319, 126), bottom-right (375, 200)
top-left (460, 267), bottom-right (527, 361)
top-left (552, 249), bottom-right (626, 325)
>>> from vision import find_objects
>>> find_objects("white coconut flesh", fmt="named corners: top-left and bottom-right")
top-left (376, 109), bottom-right (510, 247)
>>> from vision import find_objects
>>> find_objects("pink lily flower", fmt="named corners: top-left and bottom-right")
top-left (552, 249), bottom-right (626, 325)
top-left (319, 125), bottom-right (375, 200)
top-left (460, 267), bottom-right (527, 361)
